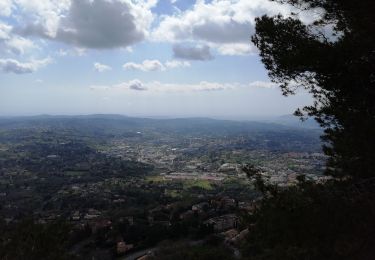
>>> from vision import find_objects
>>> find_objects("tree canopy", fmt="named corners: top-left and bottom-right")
top-left (252, 0), bottom-right (375, 179)
top-left (244, 1), bottom-right (375, 259)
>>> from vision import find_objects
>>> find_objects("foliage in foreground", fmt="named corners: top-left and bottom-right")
top-left (0, 219), bottom-right (72, 260)
top-left (248, 1), bottom-right (375, 258)
top-left (252, 0), bottom-right (375, 179)
top-left (151, 240), bottom-right (235, 260)
top-left (242, 177), bottom-right (375, 260)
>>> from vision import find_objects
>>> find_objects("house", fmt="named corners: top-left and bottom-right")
top-left (204, 214), bottom-right (239, 232)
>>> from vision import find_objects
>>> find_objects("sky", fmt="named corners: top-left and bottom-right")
top-left (0, 0), bottom-right (317, 118)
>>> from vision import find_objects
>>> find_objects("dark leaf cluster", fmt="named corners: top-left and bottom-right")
top-left (252, 0), bottom-right (375, 179)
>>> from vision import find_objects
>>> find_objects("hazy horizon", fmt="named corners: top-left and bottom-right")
top-left (0, 112), bottom-right (301, 121)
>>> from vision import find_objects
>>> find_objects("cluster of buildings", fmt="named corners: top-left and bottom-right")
top-left (103, 135), bottom-right (326, 190)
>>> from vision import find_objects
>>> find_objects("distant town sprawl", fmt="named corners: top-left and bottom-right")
top-left (0, 116), bottom-right (328, 259)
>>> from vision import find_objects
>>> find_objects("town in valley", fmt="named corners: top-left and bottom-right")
top-left (0, 115), bottom-right (326, 259)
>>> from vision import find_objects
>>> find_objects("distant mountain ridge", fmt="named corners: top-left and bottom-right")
top-left (0, 114), bottom-right (323, 153)
top-left (0, 114), bottom-right (320, 132)
top-left (262, 115), bottom-right (320, 129)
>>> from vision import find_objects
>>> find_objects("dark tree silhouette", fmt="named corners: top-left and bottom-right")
top-left (242, 1), bottom-right (375, 259)
top-left (252, 0), bottom-right (375, 179)
top-left (0, 219), bottom-right (71, 260)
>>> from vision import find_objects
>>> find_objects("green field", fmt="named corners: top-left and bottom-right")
top-left (146, 175), bottom-right (166, 183)
top-left (183, 179), bottom-right (213, 190)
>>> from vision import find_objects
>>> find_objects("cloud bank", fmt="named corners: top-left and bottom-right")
top-left (94, 62), bottom-right (112, 72)
top-left (90, 79), bottom-right (277, 93)
top-left (123, 59), bottom-right (165, 72)
top-left (15, 0), bottom-right (156, 49)
top-left (173, 44), bottom-right (214, 61)
top-left (0, 58), bottom-right (51, 74)
top-left (123, 59), bottom-right (191, 72)
top-left (152, 0), bottom-right (319, 56)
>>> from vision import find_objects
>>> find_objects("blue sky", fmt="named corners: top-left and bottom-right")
top-left (0, 0), bottom-right (314, 118)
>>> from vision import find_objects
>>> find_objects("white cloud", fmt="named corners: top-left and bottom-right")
top-left (124, 79), bottom-right (148, 91)
top-left (0, 22), bottom-right (36, 55)
top-left (94, 62), bottom-right (112, 72)
top-left (0, 57), bottom-right (52, 74)
top-left (216, 43), bottom-right (254, 56)
top-left (90, 79), bottom-right (276, 93)
top-left (0, 21), bottom-right (44, 72)
top-left (152, 0), bottom-right (306, 56)
top-left (173, 44), bottom-right (213, 60)
top-left (91, 80), bottom-right (231, 92)
top-left (123, 59), bottom-right (166, 72)
top-left (0, 22), bottom-right (11, 40)
top-left (5, 36), bottom-right (36, 54)
top-left (2, 0), bottom-right (330, 55)
top-left (165, 60), bottom-right (190, 69)
top-left (248, 81), bottom-right (278, 89)
top-left (13, 0), bottom-right (71, 37)
top-left (149, 81), bottom-right (235, 92)
top-left (123, 59), bottom-right (191, 72)
top-left (14, 0), bottom-right (155, 49)
top-left (91, 79), bottom-right (148, 91)
top-left (57, 47), bottom-right (86, 57)
top-left (57, 49), bottom-right (68, 56)
top-left (0, 0), bottom-right (13, 17)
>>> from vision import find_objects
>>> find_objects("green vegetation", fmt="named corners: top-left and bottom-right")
top-left (0, 117), bottom-right (272, 258)
top-left (0, 219), bottom-right (71, 260)
top-left (252, 0), bottom-right (375, 179)
top-left (147, 175), bottom-right (166, 183)
top-left (242, 178), bottom-right (375, 259)
top-left (244, 0), bottom-right (375, 259)
top-left (164, 189), bottom-right (182, 198)
top-left (183, 179), bottom-right (213, 190)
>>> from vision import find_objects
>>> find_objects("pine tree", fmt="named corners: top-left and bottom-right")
top-left (252, 0), bottom-right (375, 179)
